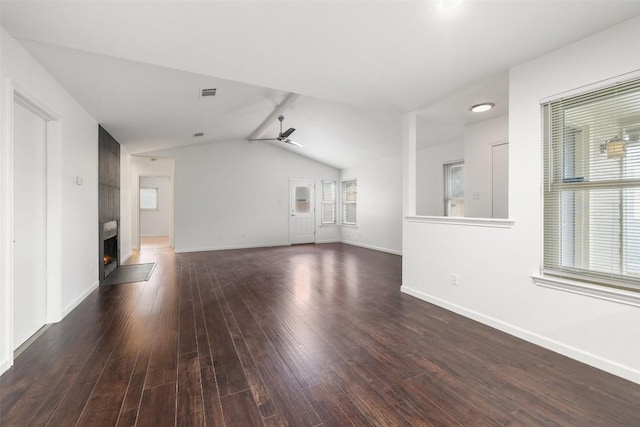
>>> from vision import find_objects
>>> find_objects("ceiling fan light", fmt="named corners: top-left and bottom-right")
top-left (470, 103), bottom-right (494, 113)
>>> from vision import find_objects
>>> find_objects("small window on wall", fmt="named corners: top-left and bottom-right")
top-left (140, 187), bottom-right (158, 210)
top-left (444, 161), bottom-right (464, 217)
top-left (342, 179), bottom-right (357, 226)
top-left (321, 180), bottom-right (337, 224)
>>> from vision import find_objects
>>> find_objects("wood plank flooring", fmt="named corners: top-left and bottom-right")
top-left (2, 243), bottom-right (640, 426)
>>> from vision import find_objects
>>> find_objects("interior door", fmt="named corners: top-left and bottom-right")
top-left (13, 100), bottom-right (48, 349)
top-left (290, 178), bottom-right (315, 244)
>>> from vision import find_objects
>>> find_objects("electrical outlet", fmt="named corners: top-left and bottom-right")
top-left (473, 191), bottom-right (481, 200)
top-left (451, 273), bottom-right (459, 286)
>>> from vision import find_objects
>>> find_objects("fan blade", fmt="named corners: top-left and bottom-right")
top-left (248, 137), bottom-right (279, 141)
top-left (280, 127), bottom-right (295, 138)
top-left (283, 139), bottom-right (303, 148)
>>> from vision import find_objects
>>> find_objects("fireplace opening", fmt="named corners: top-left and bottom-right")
top-left (103, 220), bottom-right (118, 278)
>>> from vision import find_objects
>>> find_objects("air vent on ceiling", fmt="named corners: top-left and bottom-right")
top-left (200, 88), bottom-right (217, 98)
top-left (193, 132), bottom-right (204, 137)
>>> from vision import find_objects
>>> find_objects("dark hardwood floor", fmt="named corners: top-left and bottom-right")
top-left (2, 243), bottom-right (640, 426)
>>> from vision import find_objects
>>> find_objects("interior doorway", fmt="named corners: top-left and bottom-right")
top-left (290, 178), bottom-right (315, 244)
top-left (138, 176), bottom-right (172, 250)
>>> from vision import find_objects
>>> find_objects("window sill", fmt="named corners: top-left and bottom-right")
top-left (341, 224), bottom-right (358, 228)
top-left (319, 223), bottom-right (338, 227)
top-left (405, 215), bottom-right (514, 228)
top-left (532, 274), bottom-right (640, 308)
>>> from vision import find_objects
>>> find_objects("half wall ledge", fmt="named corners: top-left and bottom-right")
top-left (405, 215), bottom-right (515, 228)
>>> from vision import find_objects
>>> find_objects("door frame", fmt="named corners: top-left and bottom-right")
top-left (1, 79), bottom-right (62, 371)
top-left (289, 177), bottom-right (316, 245)
top-left (136, 174), bottom-right (175, 249)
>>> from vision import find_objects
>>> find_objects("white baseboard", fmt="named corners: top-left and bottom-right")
top-left (341, 240), bottom-right (402, 256)
top-left (121, 251), bottom-right (132, 264)
top-left (140, 234), bottom-right (169, 238)
top-left (175, 242), bottom-right (291, 253)
top-left (401, 285), bottom-right (640, 385)
top-left (62, 280), bottom-right (99, 319)
top-left (316, 239), bottom-right (341, 244)
top-left (0, 358), bottom-right (11, 375)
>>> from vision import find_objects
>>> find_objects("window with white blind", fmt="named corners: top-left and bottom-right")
top-left (321, 180), bottom-right (337, 224)
top-left (542, 76), bottom-right (640, 292)
top-left (342, 179), bottom-right (357, 226)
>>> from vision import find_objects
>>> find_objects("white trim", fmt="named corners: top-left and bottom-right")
top-left (121, 251), bottom-right (133, 264)
top-left (2, 79), bottom-right (63, 373)
top-left (175, 241), bottom-right (291, 253)
top-left (405, 215), bottom-right (515, 228)
top-left (532, 275), bottom-right (640, 308)
top-left (401, 285), bottom-right (640, 385)
top-left (315, 239), bottom-right (341, 244)
top-left (0, 358), bottom-right (11, 374)
top-left (341, 240), bottom-right (402, 256)
top-left (62, 280), bottom-right (99, 318)
top-left (1, 79), bottom-right (15, 374)
top-left (540, 69), bottom-right (640, 104)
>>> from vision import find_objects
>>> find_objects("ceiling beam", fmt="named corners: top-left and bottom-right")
top-left (248, 93), bottom-right (302, 140)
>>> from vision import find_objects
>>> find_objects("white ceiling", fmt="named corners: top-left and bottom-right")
top-left (2, 1), bottom-right (640, 168)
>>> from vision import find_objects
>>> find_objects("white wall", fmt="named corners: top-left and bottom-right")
top-left (464, 115), bottom-right (509, 218)
top-left (341, 154), bottom-right (403, 255)
top-left (416, 141), bottom-right (464, 216)
top-left (139, 176), bottom-right (172, 237)
top-left (1, 28), bottom-right (99, 374)
top-left (153, 140), bottom-right (341, 252)
top-left (403, 17), bottom-right (640, 383)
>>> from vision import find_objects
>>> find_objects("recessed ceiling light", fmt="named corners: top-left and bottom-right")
top-left (193, 132), bottom-right (204, 137)
top-left (470, 103), bottom-right (495, 113)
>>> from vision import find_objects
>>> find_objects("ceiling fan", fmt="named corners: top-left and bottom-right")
top-left (248, 115), bottom-right (303, 147)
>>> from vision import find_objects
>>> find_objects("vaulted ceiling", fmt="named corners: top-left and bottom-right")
top-left (3, 1), bottom-right (639, 168)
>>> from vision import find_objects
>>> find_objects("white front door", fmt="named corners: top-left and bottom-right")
top-left (13, 100), bottom-right (48, 349)
top-left (290, 178), bottom-right (315, 244)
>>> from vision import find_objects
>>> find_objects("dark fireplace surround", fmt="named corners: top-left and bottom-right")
top-left (99, 125), bottom-right (121, 283)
